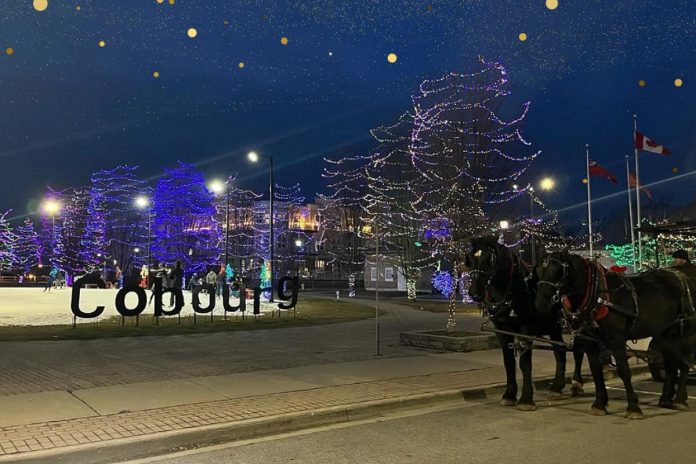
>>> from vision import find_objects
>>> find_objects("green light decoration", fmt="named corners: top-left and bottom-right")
top-left (606, 232), bottom-right (696, 268)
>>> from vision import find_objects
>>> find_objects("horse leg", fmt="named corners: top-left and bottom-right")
top-left (517, 343), bottom-right (537, 411)
top-left (497, 333), bottom-right (518, 406)
top-left (548, 329), bottom-right (567, 398)
top-left (658, 350), bottom-right (678, 409)
top-left (613, 348), bottom-right (643, 419)
top-left (586, 346), bottom-right (609, 415)
top-left (673, 363), bottom-right (690, 410)
top-left (570, 349), bottom-right (585, 397)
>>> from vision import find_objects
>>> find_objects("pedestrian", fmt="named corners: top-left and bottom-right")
top-left (43, 266), bottom-right (57, 292)
top-left (671, 249), bottom-right (696, 279)
top-left (139, 265), bottom-right (148, 289)
top-left (216, 265), bottom-right (226, 298)
top-left (205, 269), bottom-right (217, 294)
top-left (148, 264), bottom-right (169, 306)
top-left (168, 261), bottom-right (184, 307)
top-left (115, 265), bottom-right (123, 289)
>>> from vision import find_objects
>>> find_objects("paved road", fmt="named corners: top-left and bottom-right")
top-left (122, 379), bottom-right (696, 464)
top-left (0, 298), bottom-right (481, 396)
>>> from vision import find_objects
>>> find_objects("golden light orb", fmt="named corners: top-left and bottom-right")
top-left (238, 61), bottom-right (245, 69)
top-left (156, 0), bottom-right (164, 3)
top-left (638, 79), bottom-right (646, 87)
top-left (187, 28), bottom-right (198, 38)
top-left (280, 36), bottom-right (289, 45)
top-left (169, 0), bottom-right (175, 4)
top-left (387, 53), bottom-right (398, 63)
top-left (672, 167), bottom-right (679, 173)
top-left (518, 32), bottom-right (528, 42)
top-left (153, 71), bottom-right (160, 78)
top-left (99, 40), bottom-right (106, 48)
top-left (674, 78), bottom-right (683, 87)
top-left (76, 5), bottom-right (81, 11)
top-left (33, 0), bottom-right (48, 12)
top-left (6, 47), bottom-right (14, 55)
top-left (545, 0), bottom-right (559, 10)
top-left (582, 178), bottom-right (588, 184)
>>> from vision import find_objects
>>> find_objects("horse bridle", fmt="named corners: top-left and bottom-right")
top-left (470, 246), bottom-right (515, 313)
top-left (536, 256), bottom-right (571, 304)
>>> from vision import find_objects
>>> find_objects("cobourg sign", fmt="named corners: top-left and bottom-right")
top-left (70, 275), bottom-right (299, 320)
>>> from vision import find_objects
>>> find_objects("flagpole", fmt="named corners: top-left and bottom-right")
top-left (633, 114), bottom-right (642, 269)
top-left (586, 144), bottom-right (593, 258)
top-left (625, 154), bottom-right (637, 271)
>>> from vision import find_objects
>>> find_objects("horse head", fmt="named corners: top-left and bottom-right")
top-left (535, 251), bottom-right (586, 315)
top-left (466, 235), bottom-right (513, 304)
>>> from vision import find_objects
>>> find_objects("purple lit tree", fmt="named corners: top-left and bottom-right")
top-left (13, 218), bottom-right (42, 274)
top-left (152, 162), bottom-right (221, 272)
top-left (86, 166), bottom-right (149, 273)
top-left (54, 187), bottom-right (92, 277)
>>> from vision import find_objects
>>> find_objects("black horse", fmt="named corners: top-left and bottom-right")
top-left (467, 236), bottom-right (585, 410)
top-left (536, 251), bottom-right (696, 418)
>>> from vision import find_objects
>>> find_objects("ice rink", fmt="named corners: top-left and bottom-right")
top-left (0, 287), bottom-right (280, 326)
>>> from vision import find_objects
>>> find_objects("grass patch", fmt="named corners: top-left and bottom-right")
top-left (396, 299), bottom-right (480, 314)
top-left (0, 297), bottom-right (377, 341)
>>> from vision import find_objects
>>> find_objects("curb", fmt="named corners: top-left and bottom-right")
top-left (0, 364), bottom-right (651, 464)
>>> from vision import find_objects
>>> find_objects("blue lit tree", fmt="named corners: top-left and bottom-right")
top-left (13, 218), bottom-right (41, 273)
top-left (152, 162), bottom-right (221, 272)
top-left (55, 187), bottom-right (91, 277)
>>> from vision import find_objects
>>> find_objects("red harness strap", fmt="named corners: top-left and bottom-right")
top-left (593, 262), bottom-right (610, 321)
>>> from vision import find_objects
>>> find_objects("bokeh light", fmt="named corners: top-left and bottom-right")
top-left (99, 40), bottom-right (106, 48)
top-left (582, 178), bottom-right (588, 184)
top-left (638, 79), bottom-right (646, 87)
top-left (674, 78), bottom-right (683, 87)
top-left (33, 0), bottom-right (48, 12)
top-left (5, 47), bottom-right (14, 56)
top-left (153, 71), bottom-right (160, 78)
top-left (673, 167), bottom-right (679, 173)
top-left (387, 53), bottom-right (398, 63)
top-left (546, 0), bottom-right (559, 10)
top-left (519, 32), bottom-right (528, 42)
top-left (280, 37), bottom-right (289, 45)
top-left (168, 0), bottom-right (175, 4)
top-left (187, 28), bottom-right (198, 38)
top-left (238, 62), bottom-right (245, 69)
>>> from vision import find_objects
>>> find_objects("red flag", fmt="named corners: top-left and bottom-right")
top-left (635, 131), bottom-right (671, 156)
top-left (629, 172), bottom-right (653, 200)
top-left (589, 159), bottom-right (618, 184)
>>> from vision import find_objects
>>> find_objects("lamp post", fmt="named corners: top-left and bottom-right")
top-left (248, 151), bottom-right (275, 302)
top-left (208, 178), bottom-right (231, 267)
top-left (42, 199), bottom-right (62, 258)
top-left (294, 238), bottom-right (302, 277)
top-left (134, 196), bottom-right (152, 279)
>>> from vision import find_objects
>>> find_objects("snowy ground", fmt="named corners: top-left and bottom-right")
top-left (0, 287), bottom-right (283, 326)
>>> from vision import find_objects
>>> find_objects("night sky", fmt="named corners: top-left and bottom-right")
top-left (1, 0), bottom-right (694, 227)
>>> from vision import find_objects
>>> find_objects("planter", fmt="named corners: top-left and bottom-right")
top-left (400, 330), bottom-right (499, 352)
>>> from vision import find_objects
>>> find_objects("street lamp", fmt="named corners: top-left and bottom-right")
top-left (42, 199), bottom-right (62, 259)
top-left (134, 195), bottom-right (152, 280)
top-left (294, 239), bottom-right (303, 277)
top-left (208, 178), bottom-right (232, 268)
top-left (499, 220), bottom-right (510, 230)
top-left (540, 177), bottom-right (555, 191)
top-left (248, 150), bottom-right (275, 302)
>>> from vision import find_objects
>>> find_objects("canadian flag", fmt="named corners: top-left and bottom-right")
top-left (589, 159), bottom-right (618, 184)
top-left (635, 131), bottom-right (671, 156)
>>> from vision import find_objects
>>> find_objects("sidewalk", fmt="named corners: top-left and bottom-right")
top-left (0, 348), bottom-right (646, 464)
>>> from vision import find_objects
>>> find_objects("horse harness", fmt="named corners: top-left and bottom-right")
top-left (470, 246), bottom-right (518, 320)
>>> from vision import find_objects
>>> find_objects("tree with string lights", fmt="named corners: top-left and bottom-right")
top-left (0, 211), bottom-right (17, 273)
top-left (275, 183), bottom-right (312, 276)
top-left (408, 57), bottom-right (542, 328)
top-left (12, 218), bottom-right (41, 274)
top-left (86, 165), bottom-right (149, 274)
top-left (152, 162), bottom-right (221, 272)
top-left (55, 187), bottom-right (92, 277)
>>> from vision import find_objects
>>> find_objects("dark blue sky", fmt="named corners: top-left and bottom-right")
top-left (1, 0), bottom-right (694, 225)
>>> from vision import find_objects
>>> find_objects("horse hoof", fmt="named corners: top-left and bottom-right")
top-left (658, 401), bottom-right (674, 409)
top-left (625, 411), bottom-right (644, 420)
top-left (500, 399), bottom-right (517, 407)
top-left (590, 407), bottom-right (607, 416)
top-left (674, 403), bottom-right (689, 411)
top-left (548, 391), bottom-right (564, 400)
top-left (570, 386), bottom-right (585, 397)
top-left (517, 403), bottom-right (537, 412)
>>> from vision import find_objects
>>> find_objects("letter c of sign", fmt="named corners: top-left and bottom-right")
top-left (71, 277), bottom-right (106, 319)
